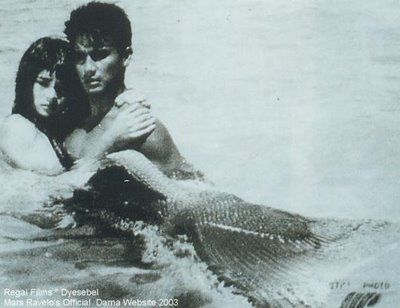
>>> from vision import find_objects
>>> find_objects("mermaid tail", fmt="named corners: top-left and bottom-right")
top-left (67, 150), bottom-right (327, 306)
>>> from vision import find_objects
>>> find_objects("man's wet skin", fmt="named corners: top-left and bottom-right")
top-left (66, 32), bottom-right (188, 176)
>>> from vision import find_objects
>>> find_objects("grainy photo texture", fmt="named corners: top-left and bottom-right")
top-left (0, 1), bottom-right (399, 307)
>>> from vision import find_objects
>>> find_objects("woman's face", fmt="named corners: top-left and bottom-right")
top-left (33, 69), bottom-right (64, 117)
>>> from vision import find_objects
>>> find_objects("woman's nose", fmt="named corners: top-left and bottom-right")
top-left (47, 94), bottom-right (59, 112)
top-left (46, 87), bottom-right (58, 103)
top-left (49, 96), bottom-right (58, 105)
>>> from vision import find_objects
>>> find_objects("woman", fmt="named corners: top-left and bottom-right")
top-left (0, 37), bottom-right (88, 175)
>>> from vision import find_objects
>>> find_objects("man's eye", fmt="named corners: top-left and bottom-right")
top-left (91, 50), bottom-right (109, 61)
top-left (74, 52), bottom-right (86, 64)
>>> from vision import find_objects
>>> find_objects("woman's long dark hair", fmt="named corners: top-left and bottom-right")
top-left (12, 37), bottom-right (89, 169)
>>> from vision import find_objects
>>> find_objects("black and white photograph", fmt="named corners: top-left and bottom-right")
top-left (0, 1), bottom-right (399, 307)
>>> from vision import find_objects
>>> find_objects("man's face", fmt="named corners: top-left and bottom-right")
top-left (73, 34), bottom-right (124, 97)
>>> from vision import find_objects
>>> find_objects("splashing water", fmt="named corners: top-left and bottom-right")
top-left (0, 165), bottom-right (253, 308)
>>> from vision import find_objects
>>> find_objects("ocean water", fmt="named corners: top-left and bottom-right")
top-left (1, 0), bottom-right (399, 220)
top-left (0, 1), bottom-right (400, 307)
top-left (125, 0), bottom-right (400, 221)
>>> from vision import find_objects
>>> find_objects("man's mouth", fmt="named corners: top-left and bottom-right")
top-left (86, 79), bottom-right (101, 88)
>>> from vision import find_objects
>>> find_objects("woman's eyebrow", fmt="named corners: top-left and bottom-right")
top-left (36, 75), bottom-right (53, 81)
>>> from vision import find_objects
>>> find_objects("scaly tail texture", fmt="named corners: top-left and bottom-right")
top-left (67, 150), bottom-right (326, 307)
top-left (172, 199), bottom-right (324, 307)
top-left (340, 292), bottom-right (381, 308)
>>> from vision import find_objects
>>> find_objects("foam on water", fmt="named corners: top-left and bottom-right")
top-left (1, 161), bottom-right (399, 307)
top-left (0, 164), bottom-right (252, 307)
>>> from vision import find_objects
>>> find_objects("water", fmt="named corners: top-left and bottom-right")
top-left (0, 157), bottom-right (399, 307)
top-left (1, 0), bottom-right (399, 220)
top-left (0, 165), bottom-right (252, 307)
top-left (0, 1), bottom-right (400, 307)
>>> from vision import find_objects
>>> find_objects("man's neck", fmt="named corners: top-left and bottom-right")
top-left (86, 85), bottom-right (125, 129)
top-left (88, 94), bottom-right (114, 121)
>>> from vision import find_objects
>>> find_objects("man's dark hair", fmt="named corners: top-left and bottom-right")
top-left (64, 2), bottom-right (132, 54)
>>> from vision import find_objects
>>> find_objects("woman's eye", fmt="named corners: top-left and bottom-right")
top-left (36, 78), bottom-right (50, 87)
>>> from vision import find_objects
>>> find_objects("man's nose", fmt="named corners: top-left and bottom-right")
top-left (83, 56), bottom-right (97, 77)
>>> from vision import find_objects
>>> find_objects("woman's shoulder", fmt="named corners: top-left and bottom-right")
top-left (2, 113), bottom-right (35, 128)
top-left (1, 114), bottom-right (36, 134)
top-left (0, 115), bottom-right (63, 174)
top-left (0, 114), bottom-right (38, 146)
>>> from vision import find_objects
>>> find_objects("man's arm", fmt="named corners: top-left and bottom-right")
top-left (65, 118), bottom-right (181, 174)
top-left (139, 120), bottom-right (205, 180)
top-left (65, 91), bottom-right (202, 178)
top-left (65, 101), bottom-right (155, 160)
top-left (138, 119), bottom-right (184, 175)
top-left (64, 126), bottom-right (111, 160)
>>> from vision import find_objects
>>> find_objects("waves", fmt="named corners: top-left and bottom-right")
top-left (0, 216), bottom-right (251, 308)
top-left (1, 151), bottom-right (400, 307)
top-left (0, 166), bottom-right (250, 307)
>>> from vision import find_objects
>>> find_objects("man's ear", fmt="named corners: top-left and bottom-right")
top-left (122, 47), bottom-right (133, 67)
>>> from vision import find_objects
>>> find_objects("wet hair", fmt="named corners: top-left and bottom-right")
top-left (12, 37), bottom-right (88, 140)
top-left (64, 2), bottom-right (132, 55)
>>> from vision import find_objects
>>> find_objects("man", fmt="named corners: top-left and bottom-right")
top-left (64, 2), bottom-right (195, 178)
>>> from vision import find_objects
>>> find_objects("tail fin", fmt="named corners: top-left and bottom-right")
top-left (175, 200), bottom-right (327, 306)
